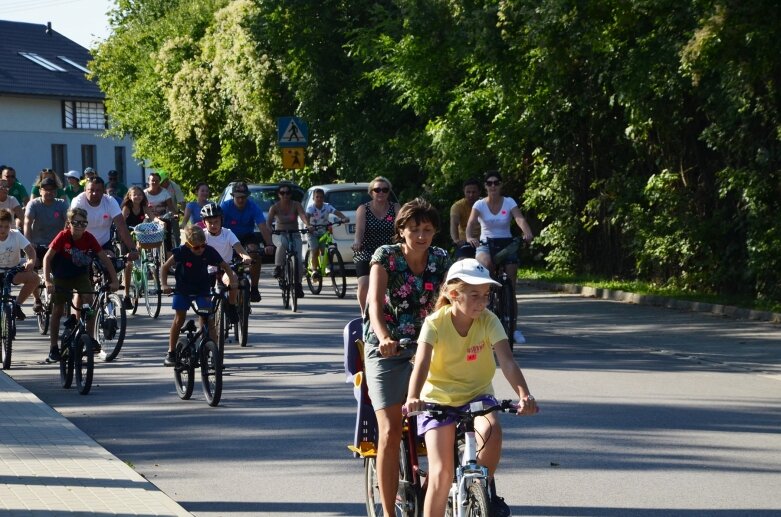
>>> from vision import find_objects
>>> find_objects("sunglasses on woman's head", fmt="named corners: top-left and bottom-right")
top-left (70, 220), bottom-right (88, 227)
top-left (373, 187), bottom-right (390, 193)
top-left (485, 180), bottom-right (501, 186)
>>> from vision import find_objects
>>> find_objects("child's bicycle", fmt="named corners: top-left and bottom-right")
top-left (343, 319), bottom-right (425, 516)
top-left (304, 221), bottom-right (347, 298)
top-left (410, 399), bottom-right (526, 517)
top-left (56, 281), bottom-right (111, 395)
top-left (1, 265), bottom-right (25, 369)
top-left (172, 291), bottom-right (223, 407)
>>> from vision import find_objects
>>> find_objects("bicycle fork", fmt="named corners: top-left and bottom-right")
top-left (449, 430), bottom-right (489, 517)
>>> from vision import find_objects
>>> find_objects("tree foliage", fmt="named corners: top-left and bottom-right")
top-left (91, 0), bottom-right (781, 303)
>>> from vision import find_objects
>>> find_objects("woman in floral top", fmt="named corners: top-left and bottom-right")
top-left (363, 197), bottom-right (451, 517)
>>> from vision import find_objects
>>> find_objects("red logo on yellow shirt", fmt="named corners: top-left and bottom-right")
top-left (466, 342), bottom-right (485, 362)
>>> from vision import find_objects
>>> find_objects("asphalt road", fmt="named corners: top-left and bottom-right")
top-left (5, 276), bottom-right (781, 516)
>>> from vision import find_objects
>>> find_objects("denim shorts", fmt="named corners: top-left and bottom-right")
top-left (477, 238), bottom-right (518, 265)
top-left (172, 294), bottom-right (212, 312)
top-left (417, 395), bottom-right (499, 436)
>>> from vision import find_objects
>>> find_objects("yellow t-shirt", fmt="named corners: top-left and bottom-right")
top-left (450, 198), bottom-right (472, 242)
top-left (418, 306), bottom-right (507, 406)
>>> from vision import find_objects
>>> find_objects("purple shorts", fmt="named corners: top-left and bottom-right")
top-left (417, 395), bottom-right (498, 436)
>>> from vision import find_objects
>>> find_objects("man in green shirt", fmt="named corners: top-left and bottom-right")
top-left (107, 170), bottom-right (128, 199)
top-left (1, 166), bottom-right (29, 206)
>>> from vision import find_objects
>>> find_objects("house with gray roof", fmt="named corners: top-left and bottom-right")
top-left (0, 20), bottom-right (142, 191)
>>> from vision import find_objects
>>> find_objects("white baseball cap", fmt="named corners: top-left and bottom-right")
top-left (64, 170), bottom-right (81, 179)
top-left (446, 259), bottom-right (500, 286)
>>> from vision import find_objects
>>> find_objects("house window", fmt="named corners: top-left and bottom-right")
top-left (114, 147), bottom-right (126, 181)
top-left (63, 101), bottom-right (106, 130)
top-left (81, 145), bottom-right (96, 171)
top-left (51, 144), bottom-right (68, 176)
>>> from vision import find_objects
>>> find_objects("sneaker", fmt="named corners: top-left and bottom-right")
top-left (164, 351), bottom-right (176, 367)
top-left (13, 303), bottom-right (26, 321)
top-left (295, 283), bottom-right (305, 298)
top-left (512, 329), bottom-right (526, 344)
top-left (226, 304), bottom-right (239, 324)
top-left (33, 299), bottom-right (43, 313)
top-left (272, 266), bottom-right (282, 279)
top-left (490, 495), bottom-right (512, 517)
top-left (250, 288), bottom-right (261, 303)
top-left (123, 295), bottom-right (133, 310)
top-left (45, 349), bottom-right (61, 363)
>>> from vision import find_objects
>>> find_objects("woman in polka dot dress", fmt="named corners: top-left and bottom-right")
top-left (351, 176), bottom-right (401, 313)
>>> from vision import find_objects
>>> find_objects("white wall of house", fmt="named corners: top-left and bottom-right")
top-left (0, 95), bottom-right (144, 189)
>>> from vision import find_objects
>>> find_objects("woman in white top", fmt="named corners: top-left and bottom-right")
top-left (144, 172), bottom-right (175, 256)
top-left (466, 170), bottom-right (533, 343)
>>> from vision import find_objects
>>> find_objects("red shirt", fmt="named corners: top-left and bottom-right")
top-left (50, 229), bottom-right (102, 278)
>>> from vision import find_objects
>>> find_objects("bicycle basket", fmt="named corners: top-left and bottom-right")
top-left (134, 222), bottom-right (165, 249)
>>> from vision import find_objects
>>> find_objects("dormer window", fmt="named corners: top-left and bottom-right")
top-left (57, 56), bottom-right (91, 74)
top-left (19, 52), bottom-right (66, 72)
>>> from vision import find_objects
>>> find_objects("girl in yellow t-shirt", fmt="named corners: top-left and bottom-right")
top-left (406, 258), bottom-right (538, 517)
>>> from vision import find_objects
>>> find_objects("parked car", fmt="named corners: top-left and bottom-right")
top-left (300, 183), bottom-right (398, 266)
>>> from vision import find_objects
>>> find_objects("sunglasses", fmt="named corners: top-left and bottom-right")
top-left (70, 220), bottom-right (88, 227)
top-left (373, 187), bottom-right (390, 193)
top-left (232, 194), bottom-right (248, 199)
top-left (485, 180), bottom-right (502, 186)
top-left (187, 241), bottom-right (206, 251)
top-left (278, 190), bottom-right (291, 196)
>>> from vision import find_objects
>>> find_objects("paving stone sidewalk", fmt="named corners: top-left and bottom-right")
top-left (0, 371), bottom-right (190, 516)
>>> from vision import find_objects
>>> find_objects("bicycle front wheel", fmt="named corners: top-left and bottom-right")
top-left (74, 334), bottom-right (94, 395)
top-left (96, 292), bottom-right (127, 362)
top-left (286, 254), bottom-right (298, 312)
top-left (213, 295), bottom-right (226, 358)
top-left (328, 247), bottom-right (347, 299)
top-left (498, 280), bottom-right (517, 351)
top-left (235, 282), bottom-right (250, 347)
top-left (59, 337), bottom-right (74, 389)
top-left (464, 480), bottom-right (490, 517)
top-left (173, 338), bottom-right (195, 400)
top-left (143, 257), bottom-right (162, 319)
top-left (304, 250), bottom-right (322, 295)
top-left (1, 302), bottom-right (12, 370)
top-left (200, 340), bottom-right (222, 407)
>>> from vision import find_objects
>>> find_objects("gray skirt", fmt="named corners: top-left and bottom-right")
top-left (364, 343), bottom-right (415, 411)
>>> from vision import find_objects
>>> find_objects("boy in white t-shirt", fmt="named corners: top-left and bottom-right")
top-left (200, 203), bottom-right (252, 323)
top-left (0, 209), bottom-right (39, 320)
top-left (304, 188), bottom-right (349, 279)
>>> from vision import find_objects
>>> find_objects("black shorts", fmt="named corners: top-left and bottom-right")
top-left (355, 260), bottom-right (371, 278)
top-left (237, 232), bottom-right (263, 249)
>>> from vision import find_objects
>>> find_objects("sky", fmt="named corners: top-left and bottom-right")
top-left (1, 0), bottom-right (114, 49)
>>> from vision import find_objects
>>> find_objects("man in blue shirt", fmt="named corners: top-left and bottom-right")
top-left (220, 181), bottom-right (275, 302)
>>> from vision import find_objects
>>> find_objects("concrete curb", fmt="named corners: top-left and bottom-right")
top-left (524, 280), bottom-right (781, 324)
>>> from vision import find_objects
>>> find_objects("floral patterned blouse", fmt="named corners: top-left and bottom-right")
top-left (363, 244), bottom-right (451, 346)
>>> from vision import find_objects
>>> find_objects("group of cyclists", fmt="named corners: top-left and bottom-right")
top-left (1, 162), bottom-right (539, 516)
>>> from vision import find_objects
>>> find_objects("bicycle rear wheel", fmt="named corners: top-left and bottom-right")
top-left (59, 337), bottom-right (74, 389)
top-left (328, 247), bottom-right (347, 298)
top-left (74, 334), bottom-right (94, 395)
top-left (96, 292), bottom-right (127, 362)
top-left (464, 480), bottom-right (490, 517)
top-left (304, 250), bottom-right (322, 295)
top-left (1, 302), bottom-right (12, 370)
top-left (36, 282), bottom-right (51, 335)
top-left (200, 340), bottom-right (222, 406)
top-left (173, 338), bottom-right (195, 399)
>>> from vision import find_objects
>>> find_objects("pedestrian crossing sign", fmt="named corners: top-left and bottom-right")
top-left (281, 147), bottom-right (305, 169)
top-left (277, 116), bottom-right (308, 147)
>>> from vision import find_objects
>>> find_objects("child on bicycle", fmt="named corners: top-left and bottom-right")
top-left (304, 188), bottom-right (349, 279)
top-left (0, 208), bottom-right (39, 320)
top-left (199, 202), bottom-right (252, 323)
top-left (405, 258), bottom-right (538, 517)
top-left (161, 225), bottom-right (237, 367)
top-left (43, 208), bottom-right (119, 363)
